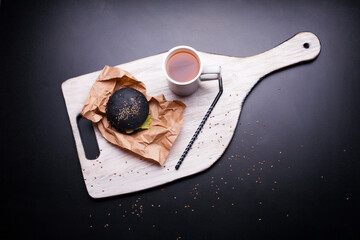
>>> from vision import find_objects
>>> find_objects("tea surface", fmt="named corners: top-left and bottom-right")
top-left (166, 51), bottom-right (200, 82)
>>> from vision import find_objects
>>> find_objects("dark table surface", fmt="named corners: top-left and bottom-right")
top-left (1, 0), bottom-right (360, 239)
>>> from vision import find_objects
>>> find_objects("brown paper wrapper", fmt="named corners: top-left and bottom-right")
top-left (81, 66), bottom-right (186, 165)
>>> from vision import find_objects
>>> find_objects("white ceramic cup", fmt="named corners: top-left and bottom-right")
top-left (163, 46), bottom-right (221, 96)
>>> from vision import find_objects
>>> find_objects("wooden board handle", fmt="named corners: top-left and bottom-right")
top-left (250, 32), bottom-right (321, 78)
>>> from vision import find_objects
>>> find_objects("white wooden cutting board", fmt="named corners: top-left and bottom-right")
top-left (62, 32), bottom-right (321, 198)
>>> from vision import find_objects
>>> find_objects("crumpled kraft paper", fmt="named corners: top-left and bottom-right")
top-left (81, 65), bottom-right (186, 165)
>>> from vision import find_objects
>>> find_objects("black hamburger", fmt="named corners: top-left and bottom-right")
top-left (106, 88), bottom-right (152, 134)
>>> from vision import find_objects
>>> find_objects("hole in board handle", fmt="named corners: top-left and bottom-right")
top-left (303, 42), bottom-right (310, 49)
top-left (76, 114), bottom-right (100, 160)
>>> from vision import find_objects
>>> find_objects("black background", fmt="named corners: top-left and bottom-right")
top-left (1, 0), bottom-right (360, 239)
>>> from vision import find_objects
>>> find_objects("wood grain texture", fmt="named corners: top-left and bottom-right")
top-left (62, 32), bottom-right (320, 198)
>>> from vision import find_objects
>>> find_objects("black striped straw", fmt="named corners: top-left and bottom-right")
top-left (175, 77), bottom-right (223, 170)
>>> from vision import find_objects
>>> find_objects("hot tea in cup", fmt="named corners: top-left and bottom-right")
top-left (166, 51), bottom-right (200, 83)
top-left (163, 46), bottom-right (220, 96)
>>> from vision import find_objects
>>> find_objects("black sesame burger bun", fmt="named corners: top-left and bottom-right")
top-left (106, 88), bottom-right (149, 132)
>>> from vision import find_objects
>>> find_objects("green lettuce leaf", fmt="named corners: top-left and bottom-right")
top-left (125, 113), bottom-right (152, 134)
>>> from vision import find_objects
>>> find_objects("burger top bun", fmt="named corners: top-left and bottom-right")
top-left (106, 88), bottom-right (149, 132)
